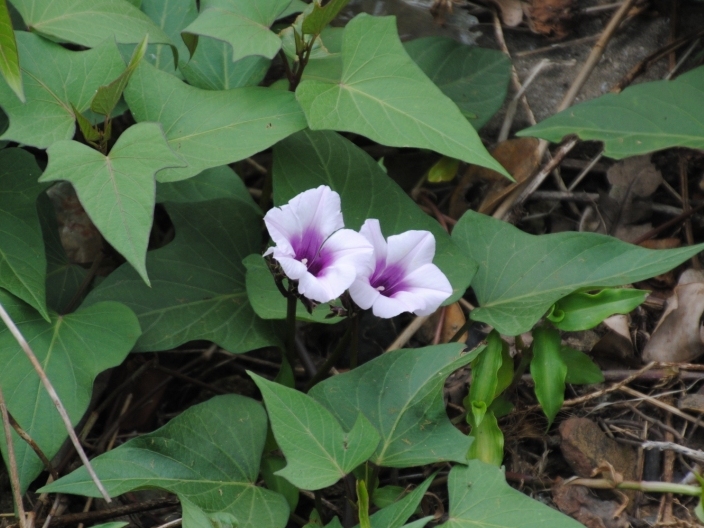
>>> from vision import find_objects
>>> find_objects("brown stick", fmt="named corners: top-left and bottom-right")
top-left (0, 385), bottom-right (28, 528)
top-left (632, 201), bottom-right (704, 244)
top-left (0, 300), bottom-right (111, 502)
top-left (7, 412), bottom-right (58, 480)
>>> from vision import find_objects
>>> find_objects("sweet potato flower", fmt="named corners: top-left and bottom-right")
top-left (263, 186), bottom-right (373, 304)
top-left (349, 219), bottom-right (452, 318)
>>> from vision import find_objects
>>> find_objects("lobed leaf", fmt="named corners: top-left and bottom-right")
top-left (453, 210), bottom-right (704, 336)
top-left (42, 395), bottom-right (289, 528)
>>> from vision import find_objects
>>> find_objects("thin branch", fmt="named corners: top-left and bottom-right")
top-left (385, 315), bottom-right (431, 352)
top-left (0, 385), bottom-right (28, 528)
top-left (0, 300), bottom-right (112, 502)
top-left (7, 412), bottom-right (58, 480)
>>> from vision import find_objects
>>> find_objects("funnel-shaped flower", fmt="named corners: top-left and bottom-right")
top-left (264, 186), bottom-right (373, 303)
top-left (349, 219), bottom-right (452, 318)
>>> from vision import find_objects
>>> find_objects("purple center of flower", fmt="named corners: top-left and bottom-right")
top-left (291, 228), bottom-right (332, 277)
top-left (369, 261), bottom-right (407, 297)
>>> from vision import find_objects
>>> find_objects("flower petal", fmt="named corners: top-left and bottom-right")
top-left (395, 263), bottom-right (453, 316)
top-left (359, 218), bottom-right (387, 274)
top-left (273, 254), bottom-right (308, 281)
top-left (386, 230), bottom-right (436, 272)
top-left (349, 278), bottom-right (380, 310)
top-left (371, 294), bottom-right (417, 319)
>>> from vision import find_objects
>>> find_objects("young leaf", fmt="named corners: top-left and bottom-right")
top-left (301, 0), bottom-right (350, 35)
top-left (250, 372), bottom-right (380, 490)
top-left (427, 156), bottom-right (460, 183)
top-left (453, 210), bottom-right (704, 336)
top-left (273, 130), bottom-right (476, 303)
top-left (560, 346), bottom-right (604, 385)
top-left (295, 14), bottom-right (509, 177)
top-left (547, 288), bottom-right (648, 331)
top-left (83, 196), bottom-right (281, 353)
top-left (404, 37), bottom-right (511, 130)
top-left (71, 103), bottom-right (101, 142)
top-left (124, 61), bottom-right (307, 182)
top-left (0, 0), bottom-right (23, 101)
top-left (439, 461), bottom-right (584, 527)
top-left (309, 344), bottom-right (480, 468)
top-left (41, 395), bottom-right (289, 528)
top-left (40, 123), bottom-right (186, 285)
top-left (243, 254), bottom-right (343, 324)
top-left (182, 0), bottom-right (292, 62)
top-left (468, 331), bottom-right (503, 426)
top-left (91, 35), bottom-right (148, 116)
top-left (0, 32), bottom-right (125, 148)
top-left (0, 148), bottom-right (49, 320)
top-left (530, 326), bottom-right (566, 426)
top-left (0, 291), bottom-right (140, 493)
top-left (467, 410), bottom-right (504, 467)
top-left (361, 475), bottom-right (434, 528)
top-left (517, 65), bottom-right (704, 159)
top-left (10, 0), bottom-right (174, 50)
top-left (358, 480), bottom-right (372, 528)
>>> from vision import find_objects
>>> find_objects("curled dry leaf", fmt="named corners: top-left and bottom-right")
top-left (643, 270), bottom-right (704, 363)
top-left (526, 0), bottom-right (576, 40)
top-left (490, 0), bottom-right (525, 27)
top-left (449, 137), bottom-right (540, 218)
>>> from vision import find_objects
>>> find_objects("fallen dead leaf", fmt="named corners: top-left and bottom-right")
top-left (526, 0), bottom-right (576, 40)
top-left (490, 0), bottom-right (525, 26)
top-left (552, 478), bottom-right (630, 528)
top-left (441, 302), bottom-right (467, 343)
top-left (591, 315), bottom-right (637, 368)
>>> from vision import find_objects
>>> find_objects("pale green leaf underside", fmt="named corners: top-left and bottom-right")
top-left (273, 130), bottom-right (476, 304)
top-left (251, 372), bottom-right (380, 490)
top-left (453, 210), bottom-right (704, 336)
top-left (0, 32), bottom-right (125, 148)
top-left (439, 461), bottom-right (583, 527)
top-left (0, 0), bottom-right (23, 101)
top-left (404, 37), bottom-right (511, 130)
top-left (83, 196), bottom-right (281, 353)
top-left (40, 123), bottom-right (186, 285)
top-left (42, 395), bottom-right (289, 528)
top-left (310, 344), bottom-right (476, 467)
top-left (518, 65), bottom-right (704, 159)
top-left (11, 0), bottom-right (174, 49)
top-left (0, 148), bottom-right (48, 320)
top-left (124, 61), bottom-right (307, 182)
top-left (295, 14), bottom-right (508, 176)
top-left (0, 292), bottom-right (140, 493)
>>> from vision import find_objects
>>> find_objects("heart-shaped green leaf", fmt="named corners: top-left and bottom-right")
top-left (309, 344), bottom-right (478, 467)
top-left (439, 461), bottom-right (583, 527)
top-left (0, 0), bottom-right (23, 102)
top-left (295, 14), bottom-right (508, 176)
top-left (547, 288), bottom-right (648, 331)
top-left (41, 395), bottom-right (289, 528)
top-left (138, 0), bottom-right (197, 73)
top-left (273, 130), bottom-right (476, 303)
top-left (0, 148), bottom-right (48, 320)
top-left (40, 123), bottom-right (186, 285)
top-left (453, 210), bottom-right (704, 336)
top-left (530, 326), bottom-right (566, 426)
top-left (124, 61), bottom-right (306, 182)
top-left (518, 65), bottom-right (704, 159)
top-left (250, 372), bottom-right (380, 490)
top-left (404, 37), bottom-right (510, 130)
top-left (0, 32), bottom-right (125, 148)
top-left (83, 194), bottom-right (281, 353)
top-left (0, 291), bottom-right (140, 492)
top-left (10, 0), bottom-right (174, 50)
top-left (182, 0), bottom-right (292, 62)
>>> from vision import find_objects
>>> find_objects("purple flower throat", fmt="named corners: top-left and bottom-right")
top-left (292, 228), bottom-right (332, 277)
top-left (369, 261), bottom-right (407, 297)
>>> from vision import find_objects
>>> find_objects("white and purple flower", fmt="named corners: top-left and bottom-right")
top-left (263, 185), bottom-right (373, 304)
top-left (349, 219), bottom-right (453, 318)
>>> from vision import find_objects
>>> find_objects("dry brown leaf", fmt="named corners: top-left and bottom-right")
top-left (591, 315), bottom-right (637, 367)
top-left (490, 0), bottom-right (524, 26)
top-left (552, 478), bottom-right (630, 528)
top-left (449, 137), bottom-right (540, 218)
top-left (526, 0), bottom-right (575, 40)
top-left (441, 302), bottom-right (467, 343)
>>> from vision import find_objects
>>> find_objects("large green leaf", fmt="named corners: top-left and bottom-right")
top-left (139, 0), bottom-right (197, 72)
top-left (518, 65), bottom-right (704, 159)
top-left (40, 123), bottom-right (186, 285)
top-left (0, 0), bottom-right (23, 101)
top-left (251, 372), bottom-right (380, 490)
top-left (182, 0), bottom-right (292, 63)
top-left (0, 148), bottom-right (48, 320)
top-left (440, 461), bottom-right (582, 528)
top-left (0, 291), bottom-right (140, 492)
top-left (124, 61), bottom-right (307, 182)
top-left (83, 197), bottom-right (281, 353)
top-left (453, 210), bottom-right (704, 336)
top-left (155, 164), bottom-right (245, 203)
top-left (0, 32), bottom-right (125, 148)
top-left (10, 0), bottom-right (174, 50)
top-left (404, 37), bottom-right (510, 130)
top-left (180, 37), bottom-right (270, 90)
top-left (42, 395), bottom-right (290, 528)
top-left (309, 344), bottom-right (477, 467)
top-left (295, 14), bottom-right (508, 176)
top-left (273, 130), bottom-right (476, 303)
